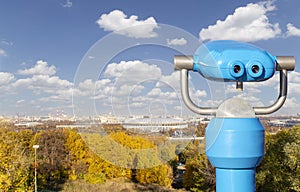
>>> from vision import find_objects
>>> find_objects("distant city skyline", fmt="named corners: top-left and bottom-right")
top-left (0, 0), bottom-right (300, 117)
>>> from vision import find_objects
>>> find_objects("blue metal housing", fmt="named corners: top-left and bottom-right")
top-left (206, 118), bottom-right (265, 192)
top-left (193, 40), bottom-right (277, 82)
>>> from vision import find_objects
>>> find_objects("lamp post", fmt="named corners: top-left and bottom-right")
top-left (33, 145), bottom-right (39, 192)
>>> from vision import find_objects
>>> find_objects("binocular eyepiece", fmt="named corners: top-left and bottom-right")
top-left (174, 40), bottom-right (295, 115)
top-left (174, 40), bottom-right (295, 82)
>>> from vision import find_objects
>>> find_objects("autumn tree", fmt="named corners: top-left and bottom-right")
top-left (34, 129), bottom-right (70, 190)
top-left (83, 153), bottom-right (107, 184)
top-left (0, 127), bottom-right (34, 191)
top-left (64, 129), bottom-right (89, 181)
top-left (81, 132), bottom-right (132, 180)
top-left (181, 141), bottom-right (215, 192)
top-left (82, 131), bottom-right (173, 186)
top-left (136, 164), bottom-right (173, 187)
top-left (257, 125), bottom-right (300, 192)
top-left (183, 153), bottom-right (215, 192)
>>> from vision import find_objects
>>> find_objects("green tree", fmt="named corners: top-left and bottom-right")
top-left (257, 125), bottom-right (300, 192)
top-left (183, 153), bottom-right (215, 192)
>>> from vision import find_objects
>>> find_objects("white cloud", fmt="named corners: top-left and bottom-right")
top-left (0, 72), bottom-right (14, 85)
top-left (0, 49), bottom-right (7, 56)
top-left (11, 74), bottom-right (75, 110)
top-left (234, 93), bottom-right (264, 107)
top-left (189, 88), bottom-right (208, 106)
top-left (18, 60), bottom-right (56, 76)
top-left (147, 88), bottom-right (177, 100)
top-left (13, 75), bottom-right (72, 96)
top-left (282, 97), bottom-right (299, 111)
top-left (104, 60), bottom-right (162, 83)
top-left (167, 38), bottom-right (187, 46)
top-left (147, 87), bottom-right (161, 97)
top-left (1, 39), bottom-right (13, 46)
top-left (79, 79), bottom-right (111, 92)
top-left (156, 71), bottom-right (180, 91)
top-left (286, 23), bottom-right (300, 37)
top-left (78, 79), bottom-right (94, 90)
top-left (199, 1), bottom-right (281, 42)
top-left (290, 71), bottom-right (300, 83)
top-left (0, 60), bottom-right (77, 114)
top-left (96, 9), bottom-right (159, 38)
top-left (128, 87), bottom-right (179, 114)
top-left (195, 90), bottom-right (207, 98)
top-left (130, 102), bottom-right (145, 108)
top-left (87, 60), bottom-right (186, 115)
top-left (43, 88), bottom-right (75, 101)
top-left (61, 0), bottom-right (72, 8)
top-left (118, 84), bottom-right (145, 96)
top-left (288, 71), bottom-right (300, 95)
top-left (16, 99), bottom-right (25, 104)
top-left (75, 60), bottom-right (162, 102)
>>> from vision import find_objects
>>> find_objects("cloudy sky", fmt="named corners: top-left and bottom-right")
top-left (0, 0), bottom-right (300, 117)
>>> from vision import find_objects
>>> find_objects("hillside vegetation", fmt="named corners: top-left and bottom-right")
top-left (0, 121), bottom-right (299, 192)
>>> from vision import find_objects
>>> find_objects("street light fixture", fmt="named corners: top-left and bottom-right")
top-left (33, 145), bottom-right (39, 192)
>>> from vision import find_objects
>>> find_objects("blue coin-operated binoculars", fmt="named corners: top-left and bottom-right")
top-left (174, 40), bottom-right (295, 192)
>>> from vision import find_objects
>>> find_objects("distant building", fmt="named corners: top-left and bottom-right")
top-left (14, 122), bottom-right (42, 128)
top-left (123, 117), bottom-right (188, 132)
top-left (39, 116), bottom-right (53, 121)
top-left (98, 114), bottom-right (120, 124)
top-left (56, 124), bottom-right (91, 129)
top-left (267, 118), bottom-right (300, 127)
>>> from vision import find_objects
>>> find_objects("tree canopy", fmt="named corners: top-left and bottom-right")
top-left (0, 122), bottom-right (299, 191)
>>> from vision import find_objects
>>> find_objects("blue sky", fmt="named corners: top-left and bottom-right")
top-left (0, 0), bottom-right (300, 117)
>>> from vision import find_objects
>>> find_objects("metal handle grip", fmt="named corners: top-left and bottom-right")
top-left (254, 56), bottom-right (295, 115)
top-left (181, 69), bottom-right (217, 115)
top-left (276, 56), bottom-right (295, 71)
top-left (254, 69), bottom-right (287, 115)
top-left (174, 55), bottom-right (194, 70)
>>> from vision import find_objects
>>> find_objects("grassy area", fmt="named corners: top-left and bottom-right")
top-left (61, 178), bottom-right (187, 192)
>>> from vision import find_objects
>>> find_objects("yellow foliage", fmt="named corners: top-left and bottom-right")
top-left (0, 128), bottom-right (33, 191)
top-left (84, 152), bottom-right (131, 181)
top-left (69, 170), bottom-right (77, 181)
top-left (0, 125), bottom-right (174, 190)
top-left (136, 164), bottom-right (173, 187)
top-left (109, 131), bottom-right (155, 149)
top-left (64, 129), bottom-right (90, 180)
top-left (81, 130), bottom-right (172, 186)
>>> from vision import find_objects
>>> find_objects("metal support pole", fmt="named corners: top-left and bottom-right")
top-left (33, 145), bottom-right (39, 192)
top-left (35, 148), bottom-right (37, 192)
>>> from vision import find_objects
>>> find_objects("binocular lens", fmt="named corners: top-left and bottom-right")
top-left (251, 65), bottom-right (260, 74)
top-left (233, 65), bottom-right (241, 73)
